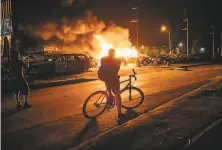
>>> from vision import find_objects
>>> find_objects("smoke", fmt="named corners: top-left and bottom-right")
top-left (60, 0), bottom-right (87, 7)
top-left (101, 23), bottom-right (132, 49)
top-left (26, 10), bottom-right (133, 57)
top-left (60, 0), bottom-right (74, 7)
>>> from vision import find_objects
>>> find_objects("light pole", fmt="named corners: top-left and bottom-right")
top-left (161, 25), bottom-right (171, 53)
top-left (132, 7), bottom-right (139, 48)
top-left (210, 25), bottom-right (215, 56)
top-left (182, 18), bottom-right (189, 57)
top-left (221, 32), bottom-right (222, 57)
top-left (131, 7), bottom-right (141, 67)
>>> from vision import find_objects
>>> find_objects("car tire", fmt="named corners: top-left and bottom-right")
top-left (163, 59), bottom-right (167, 64)
top-left (141, 59), bottom-right (149, 66)
top-left (152, 60), bottom-right (158, 65)
top-left (121, 60), bottom-right (127, 66)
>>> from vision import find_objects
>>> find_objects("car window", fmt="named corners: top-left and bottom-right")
top-left (76, 55), bottom-right (86, 60)
top-left (55, 56), bottom-right (66, 62)
top-left (67, 55), bottom-right (75, 61)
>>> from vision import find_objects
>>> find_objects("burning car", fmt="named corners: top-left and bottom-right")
top-left (52, 53), bottom-right (90, 74)
top-left (88, 56), bottom-right (99, 68)
top-left (118, 56), bottom-right (128, 66)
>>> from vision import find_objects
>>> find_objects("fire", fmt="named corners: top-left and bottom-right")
top-left (25, 10), bottom-right (138, 59)
top-left (94, 34), bottom-right (138, 59)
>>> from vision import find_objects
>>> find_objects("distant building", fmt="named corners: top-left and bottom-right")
top-left (1, 0), bottom-right (13, 62)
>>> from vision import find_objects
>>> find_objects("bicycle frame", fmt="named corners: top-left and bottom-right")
top-left (94, 69), bottom-right (137, 108)
top-left (119, 75), bottom-right (134, 100)
top-left (106, 69), bottom-right (137, 100)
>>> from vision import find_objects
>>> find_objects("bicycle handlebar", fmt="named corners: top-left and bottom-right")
top-left (131, 69), bottom-right (137, 80)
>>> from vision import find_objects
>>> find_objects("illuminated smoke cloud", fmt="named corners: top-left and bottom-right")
top-left (26, 10), bottom-right (136, 58)
top-left (60, 0), bottom-right (87, 7)
top-left (60, 0), bottom-right (75, 7)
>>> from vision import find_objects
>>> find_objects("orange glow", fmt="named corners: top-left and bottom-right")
top-left (161, 25), bottom-right (167, 32)
top-left (32, 11), bottom-right (138, 58)
top-left (94, 34), bottom-right (138, 59)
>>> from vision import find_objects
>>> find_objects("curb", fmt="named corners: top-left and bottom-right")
top-left (177, 62), bottom-right (212, 68)
top-left (30, 78), bottom-right (97, 89)
top-left (69, 76), bottom-right (222, 150)
top-left (181, 118), bottom-right (222, 150)
top-left (2, 78), bottom-right (98, 94)
top-left (164, 62), bottom-right (213, 71)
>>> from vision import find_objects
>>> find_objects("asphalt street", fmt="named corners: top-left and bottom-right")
top-left (1, 64), bottom-right (222, 150)
top-left (186, 121), bottom-right (222, 150)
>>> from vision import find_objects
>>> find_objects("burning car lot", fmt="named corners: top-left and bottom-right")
top-left (22, 53), bottom-right (90, 78)
top-left (138, 53), bottom-right (209, 67)
top-left (22, 11), bottom-right (139, 69)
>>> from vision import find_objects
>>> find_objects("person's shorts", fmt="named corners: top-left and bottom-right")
top-left (104, 76), bottom-right (120, 94)
top-left (11, 77), bottom-right (30, 95)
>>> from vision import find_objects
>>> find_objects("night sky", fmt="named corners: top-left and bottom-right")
top-left (12, 0), bottom-right (222, 52)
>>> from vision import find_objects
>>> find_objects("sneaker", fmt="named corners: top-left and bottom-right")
top-left (23, 103), bottom-right (32, 109)
top-left (117, 113), bottom-right (126, 120)
top-left (17, 103), bottom-right (23, 109)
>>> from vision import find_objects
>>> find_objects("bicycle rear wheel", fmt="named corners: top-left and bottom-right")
top-left (83, 90), bottom-right (108, 119)
top-left (121, 86), bottom-right (144, 109)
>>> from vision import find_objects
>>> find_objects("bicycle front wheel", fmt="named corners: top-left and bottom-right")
top-left (83, 90), bottom-right (108, 119)
top-left (121, 87), bottom-right (144, 109)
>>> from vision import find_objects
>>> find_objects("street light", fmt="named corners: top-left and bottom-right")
top-left (161, 26), bottom-right (167, 32)
top-left (141, 45), bottom-right (144, 49)
top-left (179, 42), bottom-right (183, 47)
top-left (160, 25), bottom-right (171, 53)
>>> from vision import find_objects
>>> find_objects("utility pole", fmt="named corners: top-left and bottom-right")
top-left (221, 32), bottom-right (222, 57)
top-left (132, 7), bottom-right (139, 48)
top-left (160, 25), bottom-right (171, 53)
top-left (182, 18), bottom-right (189, 57)
top-left (182, 9), bottom-right (189, 57)
top-left (168, 28), bottom-right (171, 52)
top-left (210, 25), bottom-right (215, 55)
top-left (131, 6), bottom-right (141, 67)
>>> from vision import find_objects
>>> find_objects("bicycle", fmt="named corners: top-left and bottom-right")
top-left (83, 69), bottom-right (144, 119)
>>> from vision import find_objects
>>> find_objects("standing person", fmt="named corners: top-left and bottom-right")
top-left (98, 49), bottom-right (124, 119)
top-left (9, 50), bottom-right (32, 109)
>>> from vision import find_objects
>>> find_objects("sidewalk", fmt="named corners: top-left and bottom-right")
top-left (71, 76), bottom-right (222, 150)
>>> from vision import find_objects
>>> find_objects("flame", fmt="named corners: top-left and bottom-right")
top-left (25, 11), bottom-right (138, 59)
top-left (94, 34), bottom-right (138, 59)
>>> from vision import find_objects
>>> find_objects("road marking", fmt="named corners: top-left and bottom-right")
top-left (181, 118), bottom-right (222, 150)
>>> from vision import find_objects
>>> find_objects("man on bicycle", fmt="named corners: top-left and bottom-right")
top-left (98, 49), bottom-right (124, 119)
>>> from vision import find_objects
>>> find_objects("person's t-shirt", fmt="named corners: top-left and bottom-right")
top-left (98, 56), bottom-right (121, 79)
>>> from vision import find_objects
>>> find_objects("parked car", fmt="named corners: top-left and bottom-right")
top-left (118, 56), bottom-right (128, 66)
top-left (188, 54), bottom-right (206, 61)
top-left (53, 53), bottom-right (90, 74)
top-left (139, 56), bottom-right (152, 66)
top-left (88, 56), bottom-right (99, 68)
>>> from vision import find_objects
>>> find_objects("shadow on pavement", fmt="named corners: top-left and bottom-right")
top-left (117, 109), bottom-right (139, 125)
top-left (67, 119), bottom-right (98, 148)
top-left (1, 107), bottom-right (26, 120)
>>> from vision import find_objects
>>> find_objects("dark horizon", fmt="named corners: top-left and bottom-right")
top-left (11, 0), bottom-right (222, 54)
